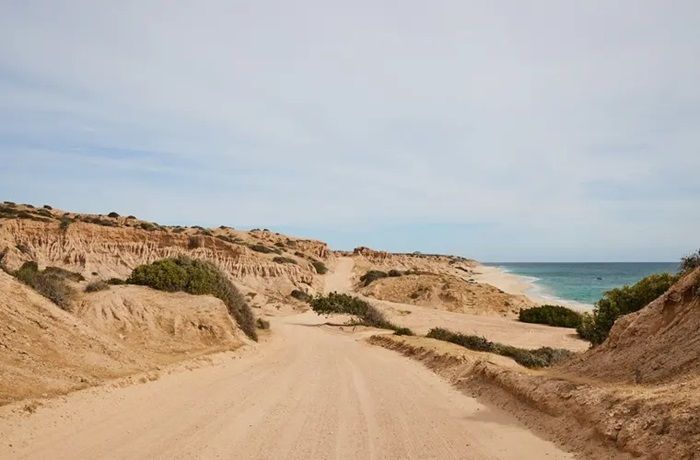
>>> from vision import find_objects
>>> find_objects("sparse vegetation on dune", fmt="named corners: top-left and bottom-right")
top-left (310, 292), bottom-right (413, 335)
top-left (680, 248), bottom-right (700, 275)
top-left (11, 261), bottom-right (76, 310)
top-left (272, 256), bottom-right (297, 265)
top-left (359, 269), bottom-right (403, 287)
top-left (127, 256), bottom-right (258, 340)
top-left (85, 280), bottom-right (109, 292)
top-left (290, 289), bottom-right (312, 302)
top-left (311, 259), bottom-right (328, 274)
top-left (426, 327), bottom-right (573, 368)
top-left (577, 272), bottom-right (678, 345)
top-left (518, 305), bottom-right (582, 328)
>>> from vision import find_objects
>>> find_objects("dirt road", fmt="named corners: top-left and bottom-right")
top-left (0, 257), bottom-right (573, 459)
top-left (0, 314), bottom-right (571, 459)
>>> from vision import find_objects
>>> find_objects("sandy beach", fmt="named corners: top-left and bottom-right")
top-left (471, 264), bottom-right (594, 311)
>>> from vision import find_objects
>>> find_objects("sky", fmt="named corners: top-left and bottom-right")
top-left (0, 1), bottom-right (698, 262)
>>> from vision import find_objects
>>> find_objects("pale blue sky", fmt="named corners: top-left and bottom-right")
top-left (1, 1), bottom-right (698, 261)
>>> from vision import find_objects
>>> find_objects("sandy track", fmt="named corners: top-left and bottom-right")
top-left (0, 310), bottom-right (571, 459)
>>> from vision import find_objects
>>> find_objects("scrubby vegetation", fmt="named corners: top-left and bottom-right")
top-left (310, 292), bottom-right (413, 335)
top-left (127, 256), bottom-right (257, 340)
top-left (680, 248), bottom-right (700, 275)
top-left (107, 212), bottom-right (120, 218)
top-left (85, 280), bottom-right (109, 292)
top-left (59, 216), bottom-right (72, 231)
top-left (0, 203), bottom-right (54, 223)
top-left (107, 277), bottom-right (126, 285)
top-left (359, 269), bottom-right (402, 286)
top-left (311, 259), bottom-right (328, 274)
top-left (248, 244), bottom-right (279, 254)
top-left (256, 318), bottom-right (270, 330)
top-left (290, 289), bottom-right (312, 302)
top-left (577, 272), bottom-right (678, 345)
top-left (518, 305), bottom-right (582, 328)
top-left (272, 256), bottom-right (297, 265)
top-left (12, 261), bottom-right (76, 310)
top-left (426, 327), bottom-right (573, 368)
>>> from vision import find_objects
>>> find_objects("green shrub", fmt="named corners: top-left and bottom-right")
top-left (107, 277), bottom-right (126, 285)
top-left (248, 244), bottom-right (275, 254)
top-left (360, 270), bottom-right (388, 286)
top-left (43, 266), bottom-right (85, 282)
top-left (127, 256), bottom-right (257, 340)
top-left (256, 318), bottom-right (270, 329)
top-left (290, 289), bottom-right (312, 302)
top-left (518, 305), bottom-right (582, 328)
top-left (311, 260), bottom-right (328, 274)
top-left (577, 272), bottom-right (678, 345)
top-left (426, 327), bottom-right (573, 368)
top-left (107, 212), bottom-right (120, 218)
top-left (43, 205), bottom-right (53, 210)
top-left (35, 208), bottom-right (53, 217)
top-left (85, 280), bottom-right (109, 292)
top-left (680, 249), bottom-right (700, 275)
top-left (310, 292), bottom-right (412, 334)
top-left (13, 262), bottom-right (75, 310)
top-left (427, 327), bottom-right (492, 352)
top-left (140, 222), bottom-right (156, 231)
top-left (272, 256), bottom-right (297, 265)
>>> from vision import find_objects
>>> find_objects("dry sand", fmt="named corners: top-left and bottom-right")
top-left (0, 312), bottom-right (573, 460)
top-left (333, 257), bottom-right (588, 351)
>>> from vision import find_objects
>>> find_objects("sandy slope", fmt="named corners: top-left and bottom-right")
top-left (0, 312), bottom-right (572, 460)
top-left (331, 257), bottom-right (587, 351)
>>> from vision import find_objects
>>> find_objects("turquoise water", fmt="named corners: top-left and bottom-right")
top-left (487, 263), bottom-right (679, 307)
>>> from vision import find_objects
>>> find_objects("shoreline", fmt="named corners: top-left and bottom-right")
top-left (472, 264), bottom-right (594, 311)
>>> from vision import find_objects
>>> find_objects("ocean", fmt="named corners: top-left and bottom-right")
top-left (486, 262), bottom-right (679, 307)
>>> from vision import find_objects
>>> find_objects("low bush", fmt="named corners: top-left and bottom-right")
top-left (127, 256), bottom-right (257, 340)
top-left (290, 289), bottom-right (312, 302)
top-left (107, 212), bottom-right (120, 218)
top-left (140, 222), bottom-right (156, 231)
top-left (680, 249), bottom-right (700, 275)
top-left (518, 305), bottom-right (582, 328)
top-left (310, 292), bottom-right (413, 334)
top-left (256, 318), bottom-right (270, 330)
top-left (43, 266), bottom-right (85, 282)
top-left (360, 270), bottom-right (387, 286)
top-left (272, 256), bottom-right (297, 265)
top-left (85, 280), bottom-right (109, 292)
top-left (426, 327), bottom-right (573, 368)
top-left (43, 205), bottom-right (53, 210)
top-left (107, 277), bottom-right (126, 285)
top-left (13, 262), bottom-right (75, 310)
top-left (311, 260), bottom-right (328, 274)
top-left (35, 208), bottom-right (52, 217)
top-left (577, 272), bottom-right (678, 345)
top-left (59, 216), bottom-right (72, 231)
top-left (248, 244), bottom-right (275, 254)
